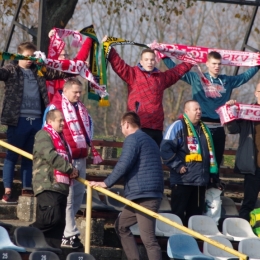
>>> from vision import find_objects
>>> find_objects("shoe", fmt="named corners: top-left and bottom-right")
top-left (22, 188), bottom-right (34, 197)
top-left (61, 235), bottom-right (83, 249)
top-left (1, 193), bottom-right (17, 203)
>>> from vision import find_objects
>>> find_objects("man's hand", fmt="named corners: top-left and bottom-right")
top-left (89, 181), bottom-right (107, 188)
top-left (69, 168), bottom-right (79, 179)
top-left (48, 29), bottom-right (55, 38)
top-left (225, 100), bottom-right (236, 106)
top-left (179, 166), bottom-right (187, 174)
top-left (101, 35), bottom-right (108, 43)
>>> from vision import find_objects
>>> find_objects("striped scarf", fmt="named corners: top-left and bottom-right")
top-left (183, 114), bottom-right (218, 174)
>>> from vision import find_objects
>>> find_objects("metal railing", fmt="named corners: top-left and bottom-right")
top-left (0, 140), bottom-right (248, 260)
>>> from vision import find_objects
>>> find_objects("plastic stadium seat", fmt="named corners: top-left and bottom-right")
top-left (14, 227), bottom-right (62, 254)
top-left (29, 251), bottom-right (59, 260)
top-left (66, 252), bottom-right (96, 260)
top-left (104, 187), bottom-right (125, 212)
top-left (0, 226), bottom-right (26, 252)
top-left (221, 197), bottom-right (239, 218)
top-left (158, 194), bottom-right (172, 213)
top-left (81, 189), bottom-right (115, 211)
top-left (188, 215), bottom-right (233, 240)
top-left (238, 237), bottom-right (260, 259)
top-left (167, 234), bottom-right (214, 260)
top-left (0, 249), bottom-right (22, 260)
top-left (203, 235), bottom-right (239, 260)
top-left (156, 213), bottom-right (185, 237)
top-left (222, 218), bottom-right (257, 241)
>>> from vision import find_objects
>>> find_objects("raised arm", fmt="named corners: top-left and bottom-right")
top-left (226, 66), bottom-right (260, 89)
top-left (74, 37), bottom-right (93, 61)
top-left (108, 47), bottom-right (136, 85)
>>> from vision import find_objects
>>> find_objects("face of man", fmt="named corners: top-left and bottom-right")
top-left (18, 49), bottom-right (35, 69)
top-left (140, 52), bottom-right (156, 72)
top-left (48, 111), bottom-right (64, 133)
top-left (206, 58), bottom-right (221, 78)
top-left (63, 84), bottom-right (82, 103)
top-left (120, 120), bottom-right (128, 137)
top-left (254, 83), bottom-right (260, 104)
top-left (185, 101), bottom-right (202, 125)
top-left (58, 50), bottom-right (69, 60)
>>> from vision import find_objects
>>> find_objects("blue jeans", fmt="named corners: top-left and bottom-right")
top-left (3, 117), bottom-right (42, 189)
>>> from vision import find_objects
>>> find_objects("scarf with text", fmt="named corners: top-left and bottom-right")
top-left (61, 94), bottom-right (102, 164)
top-left (216, 103), bottom-right (260, 125)
top-left (183, 114), bottom-right (218, 174)
top-left (43, 124), bottom-right (71, 185)
top-left (47, 28), bottom-right (83, 96)
top-left (148, 42), bottom-right (260, 98)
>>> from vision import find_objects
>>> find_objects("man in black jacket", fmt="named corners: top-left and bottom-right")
top-left (225, 84), bottom-right (260, 221)
top-left (90, 111), bottom-right (164, 260)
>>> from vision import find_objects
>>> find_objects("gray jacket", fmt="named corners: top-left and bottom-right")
top-left (225, 119), bottom-right (256, 175)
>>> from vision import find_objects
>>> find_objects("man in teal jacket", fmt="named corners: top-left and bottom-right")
top-left (163, 51), bottom-right (259, 177)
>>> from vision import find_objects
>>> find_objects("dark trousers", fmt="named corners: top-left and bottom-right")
top-left (171, 185), bottom-right (206, 226)
top-left (141, 128), bottom-right (163, 147)
top-left (32, 191), bottom-right (67, 248)
top-left (239, 169), bottom-right (260, 221)
top-left (115, 198), bottom-right (162, 260)
top-left (208, 126), bottom-right (226, 170)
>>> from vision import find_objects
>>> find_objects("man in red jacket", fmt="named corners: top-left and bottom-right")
top-left (105, 39), bottom-right (193, 146)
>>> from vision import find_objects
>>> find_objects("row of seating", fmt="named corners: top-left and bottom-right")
top-left (0, 226), bottom-right (97, 259)
top-left (0, 250), bottom-right (95, 260)
top-left (167, 233), bottom-right (260, 260)
top-left (130, 213), bottom-right (258, 242)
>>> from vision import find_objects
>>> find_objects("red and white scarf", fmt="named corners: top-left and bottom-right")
top-left (61, 94), bottom-right (102, 164)
top-left (43, 124), bottom-right (71, 185)
top-left (148, 41), bottom-right (260, 98)
top-left (216, 103), bottom-right (260, 125)
top-left (47, 28), bottom-right (83, 95)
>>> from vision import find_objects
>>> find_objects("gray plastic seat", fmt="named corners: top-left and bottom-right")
top-left (158, 194), bottom-right (172, 213)
top-left (14, 227), bottom-right (62, 254)
top-left (221, 197), bottom-right (239, 218)
top-left (0, 249), bottom-right (22, 260)
top-left (104, 187), bottom-right (125, 211)
top-left (29, 251), bottom-right (60, 260)
top-left (81, 189), bottom-right (115, 211)
top-left (156, 213), bottom-right (185, 237)
top-left (238, 237), bottom-right (260, 260)
top-left (188, 215), bottom-right (233, 240)
top-left (167, 234), bottom-right (214, 260)
top-left (66, 252), bottom-right (96, 260)
top-left (203, 235), bottom-right (239, 260)
top-left (222, 218), bottom-right (257, 241)
top-left (0, 226), bottom-right (26, 252)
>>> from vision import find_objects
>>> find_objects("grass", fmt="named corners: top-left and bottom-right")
top-left (223, 155), bottom-right (235, 168)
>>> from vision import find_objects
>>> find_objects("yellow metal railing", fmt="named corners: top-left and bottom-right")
top-left (0, 140), bottom-right (248, 260)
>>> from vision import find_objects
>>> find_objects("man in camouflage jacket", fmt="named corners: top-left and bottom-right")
top-left (0, 41), bottom-right (72, 202)
top-left (31, 109), bottom-right (78, 248)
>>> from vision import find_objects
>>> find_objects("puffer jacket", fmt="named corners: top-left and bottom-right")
top-left (32, 129), bottom-right (74, 196)
top-left (104, 129), bottom-right (164, 201)
top-left (0, 62), bottom-right (70, 126)
top-left (108, 48), bottom-right (193, 131)
top-left (225, 119), bottom-right (256, 175)
top-left (160, 119), bottom-right (211, 186)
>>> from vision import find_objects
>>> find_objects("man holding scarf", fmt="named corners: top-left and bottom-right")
top-left (160, 100), bottom-right (218, 226)
top-left (43, 77), bottom-right (101, 248)
top-left (32, 109), bottom-right (79, 247)
top-left (163, 52), bottom-right (259, 177)
top-left (224, 83), bottom-right (260, 221)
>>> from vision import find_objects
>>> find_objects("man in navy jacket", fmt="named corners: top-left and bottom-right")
top-left (90, 111), bottom-right (164, 260)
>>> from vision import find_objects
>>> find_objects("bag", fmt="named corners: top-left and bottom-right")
top-left (203, 188), bottom-right (222, 225)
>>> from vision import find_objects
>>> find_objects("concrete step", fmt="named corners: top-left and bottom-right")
top-left (0, 203), bottom-right (17, 219)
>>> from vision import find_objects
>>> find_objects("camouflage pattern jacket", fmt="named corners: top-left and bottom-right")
top-left (32, 129), bottom-right (74, 196)
top-left (0, 62), bottom-right (70, 126)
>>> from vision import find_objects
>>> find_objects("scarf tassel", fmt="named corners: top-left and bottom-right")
top-left (91, 146), bottom-right (103, 164)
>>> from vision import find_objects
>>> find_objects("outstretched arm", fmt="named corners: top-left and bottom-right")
top-left (74, 37), bottom-right (93, 61)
